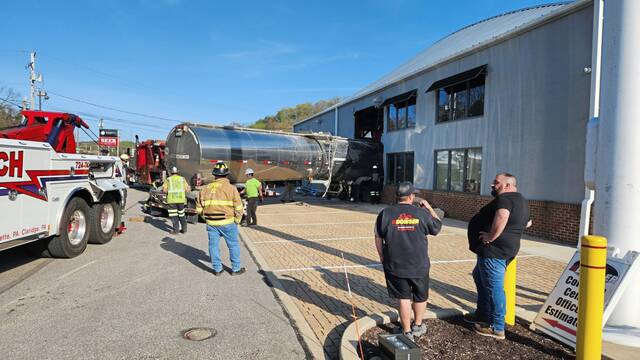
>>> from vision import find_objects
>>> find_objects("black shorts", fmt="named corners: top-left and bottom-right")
top-left (384, 271), bottom-right (430, 302)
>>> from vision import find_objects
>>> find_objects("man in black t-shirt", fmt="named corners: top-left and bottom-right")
top-left (465, 173), bottom-right (532, 339)
top-left (375, 182), bottom-right (442, 341)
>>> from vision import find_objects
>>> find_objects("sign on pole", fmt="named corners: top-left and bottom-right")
top-left (98, 129), bottom-right (119, 148)
top-left (532, 250), bottom-right (640, 347)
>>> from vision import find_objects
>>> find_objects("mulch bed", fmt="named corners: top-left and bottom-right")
top-left (359, 316), bottom-right (575, 360)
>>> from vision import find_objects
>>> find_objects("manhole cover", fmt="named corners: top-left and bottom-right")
top-left (182, 327), bottom-right (217, 341)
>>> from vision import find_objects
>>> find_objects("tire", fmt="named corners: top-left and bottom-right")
top-left (47, 197), bottom-right (91, 258)
top-left (88, 201), bottom-right (122, 244)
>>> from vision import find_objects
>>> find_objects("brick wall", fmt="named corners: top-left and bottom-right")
top-left (381, 185), bottom-right (587, 245)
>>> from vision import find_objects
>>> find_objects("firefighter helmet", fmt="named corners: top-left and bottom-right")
top-left (212, 161), bottom-right (230, 176)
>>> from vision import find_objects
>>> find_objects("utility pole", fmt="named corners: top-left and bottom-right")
top-left (37, 90), bottom-right (49, 110)
top-left (595, 0), bottom-right (640, 342)
top-left (26, 51), bottom-right (44, 110)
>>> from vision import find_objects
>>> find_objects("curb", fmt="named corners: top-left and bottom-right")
top-left (239, 227), bottom-right (328, 360)
top-left (339, 308), bottom-right (467, 360)
top-left (339, 306), bottom-right (544, 360)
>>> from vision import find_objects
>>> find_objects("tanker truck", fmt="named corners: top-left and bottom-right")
top-left (144, 123), bottom-right (382, 222)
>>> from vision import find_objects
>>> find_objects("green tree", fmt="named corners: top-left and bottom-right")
top-left (248, 97), bottom-right (340, 131)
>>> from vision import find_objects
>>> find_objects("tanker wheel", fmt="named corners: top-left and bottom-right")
top-left (88, 200), bottom-right (122, 244)
top-left (47, 197), bottom-right (91, 258)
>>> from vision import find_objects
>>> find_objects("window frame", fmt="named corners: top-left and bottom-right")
top-left (386, 96), bottom-right (417, 132)
top-left (386, 151), bottom-right (415, 184)
top-left (433, 147), bottom-right (482, 193)
top-left (435, 75), bottom-right (485, 124)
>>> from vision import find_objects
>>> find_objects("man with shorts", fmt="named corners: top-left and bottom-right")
top-left (375, 181), bottom-right (442, 340)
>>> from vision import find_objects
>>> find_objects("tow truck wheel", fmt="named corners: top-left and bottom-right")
top-left (89, 201), bottom-right (122, 244)
top-left (47, 197), bottom-right (91, 258)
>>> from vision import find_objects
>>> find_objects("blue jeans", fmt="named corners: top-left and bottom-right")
top-left (472, 256), bottom-right (507, 332)
top-left (207, 224), bottom-right (241, 272)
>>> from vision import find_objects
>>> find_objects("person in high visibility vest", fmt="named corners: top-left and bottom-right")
top-left (196, 161), bottom-right (246, 276)
top-left (162, 166), bottom-right (191, 235)
top-left (244, 168), bottom-right (263, 226)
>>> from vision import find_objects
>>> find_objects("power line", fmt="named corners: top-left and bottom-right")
top-left (47, 90), bottom-right (183, 123)
top-left (0, 96), bottom-right (22, 109)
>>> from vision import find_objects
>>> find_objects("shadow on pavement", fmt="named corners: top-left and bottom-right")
top-left (160, 237), bottom-right (213, 273)
top-left (146, 217), bottom-right (173, 233)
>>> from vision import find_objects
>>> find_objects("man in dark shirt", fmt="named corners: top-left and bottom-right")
top-left (466, 173), bottom-right (532, 339)
top-left (375, 182), bottom-right (442, 341)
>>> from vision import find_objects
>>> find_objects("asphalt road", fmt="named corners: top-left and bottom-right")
top-left (0, 188), bottom-right (306, 360)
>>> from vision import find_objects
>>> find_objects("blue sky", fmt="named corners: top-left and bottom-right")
top-left (0, 0), bottom-right (559, 142)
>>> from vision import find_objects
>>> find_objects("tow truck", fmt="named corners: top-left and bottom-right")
top-left (0, 110), bottom-right (128, 257)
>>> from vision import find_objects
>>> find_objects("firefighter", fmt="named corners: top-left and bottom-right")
top-left (244, 168), bottom-right (263, 226)
top-left (162, 166), bottom-right (191, 235)
top-left (196, 161), bottom-right (246, 276)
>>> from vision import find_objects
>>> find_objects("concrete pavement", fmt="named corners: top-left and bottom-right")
top-left (0, 188), bottom-right (306, 360)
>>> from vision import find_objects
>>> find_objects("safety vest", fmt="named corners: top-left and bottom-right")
top-left (166, 175), bottom-right (186, 204)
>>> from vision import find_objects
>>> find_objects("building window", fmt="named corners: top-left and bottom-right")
top-left (427, 65), bottom-right (487, 123)
top-left (384, 90), bottom-right (417, 132)
top-left (436, 76), bottom-right (484, 123)
top-left (434, 148), bottom-right (482, 193)
top-left (387, 152), bottom-right (414, 184)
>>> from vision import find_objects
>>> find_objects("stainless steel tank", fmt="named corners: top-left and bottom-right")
top-left (166, 123), bottom-right (326, 184)
top-left (165, 123), bottom-right (383, 185)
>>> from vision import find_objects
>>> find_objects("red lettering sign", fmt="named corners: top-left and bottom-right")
top-left (0, 151), bottom-right (24, 177)
top-left (98, 137), bottom-right (119, 148)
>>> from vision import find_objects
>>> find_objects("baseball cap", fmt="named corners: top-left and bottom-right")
top-left (396, 181), bottom-right (418, 197)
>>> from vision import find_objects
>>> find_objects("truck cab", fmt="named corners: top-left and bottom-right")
top-left (0, 110), bottom-right (89, 154)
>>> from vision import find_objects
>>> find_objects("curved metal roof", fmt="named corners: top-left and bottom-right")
top-left (297, 1), bottom-right (588, 126)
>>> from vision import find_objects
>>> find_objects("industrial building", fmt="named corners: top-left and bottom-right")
top-left (293, 1), bottom-right (594, 244)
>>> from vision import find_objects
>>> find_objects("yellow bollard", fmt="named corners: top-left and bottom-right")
top-left (504, 257), bottom-right (516, 326)
top-left (576, 235), bottom-right (607, 360)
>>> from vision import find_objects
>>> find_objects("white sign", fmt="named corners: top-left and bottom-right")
top-left (532, 249), bottom-right (639, 347)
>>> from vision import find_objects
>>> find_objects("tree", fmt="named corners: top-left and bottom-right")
top-left (248, 97), bottom-right (341, 131)
top-left (0, 87), bottom-right (22, 130)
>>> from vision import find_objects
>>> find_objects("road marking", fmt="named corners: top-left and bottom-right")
top-left (253, 236), bottom-right (371, 244)
top-left (57, 260), bottom-right (98, 280)
top-left (271, 255), bottom-right (539, 273)
top-left (267, 221), bottom-right (372, 227)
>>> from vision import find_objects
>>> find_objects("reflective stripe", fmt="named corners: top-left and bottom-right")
top-left (205, 218), bottom-right (235, 226)
top-left (203, 200), bottom-right (234, 207)
top-left (235, 204), bottom-right (244, 211)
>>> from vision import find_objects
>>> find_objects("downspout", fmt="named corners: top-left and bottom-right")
top-left (334, 106), bottom-right (338, 136)
top-left (579, 0), bottom-right (603, 247)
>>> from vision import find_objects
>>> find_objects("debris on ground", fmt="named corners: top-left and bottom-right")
top-left (360, 316), bottom-right (575, 360)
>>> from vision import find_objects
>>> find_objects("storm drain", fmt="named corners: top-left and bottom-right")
top-left (182, 327), bottom-right (217, 341)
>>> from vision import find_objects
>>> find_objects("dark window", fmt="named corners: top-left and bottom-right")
top-left (386, 151), bottom-right (414, 184)
top-left (436, 75), bottom-right (485, 123)
top-left (434, 148), bottom-right (482, 193)
top-left (386, 95), bottom-right (417, 132)
top-left (387, 104), bottom-right (397, 131)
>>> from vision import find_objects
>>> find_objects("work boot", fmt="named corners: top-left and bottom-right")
top-left (473, 323), bottom-right (505, 340)
top-left (212, 269), bottom-right (223, 276)
top-left (463, 312), bottom-right (488, 325)
top-left (411, 322), bottom-right (427, 337)
top-left (230, 267), bottom-right (246, 276)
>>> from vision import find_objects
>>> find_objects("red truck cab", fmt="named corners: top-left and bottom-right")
top-left (0, 110), bottom-right (89, 154)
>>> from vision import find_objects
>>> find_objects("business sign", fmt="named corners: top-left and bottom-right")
top-left (532, 250), bottom-right (640, 347)
top-left (98, 129), bottom-right (119, 148)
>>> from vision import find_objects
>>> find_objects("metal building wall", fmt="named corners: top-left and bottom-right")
top-left (296, 5), bottom-right (592, 204)
top-left (293, 109), bottom-right (336, 135)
